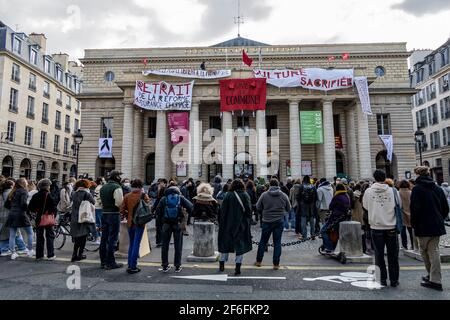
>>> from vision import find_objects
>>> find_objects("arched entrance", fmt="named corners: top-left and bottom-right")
top-left (234, 152), bottom-right (254, 181)
top-left (96, 157), bottom-right (115, 179)
top-left (50, 161), bottom-right (60, 181)
top-left (336, 151), bottom-right (345, 176)
top-left (1, 156), bottom-right (14, 178)
top-left (145, 153), bottom-right (155, 185)
top-left (36, 161), bottom-right (46, 181)
top-left (20, 159), bottom-right (32, 180)
top-left (376, 150), bottom-right (398, 179)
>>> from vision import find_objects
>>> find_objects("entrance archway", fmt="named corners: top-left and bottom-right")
top-left (96, 157), bottom-right (115, 179)
top-left (145, 153), bottom-right (155, 185)
top-left (207, 152), bottom-right (223, 183)
top-left (234, 152), bottom-right (254, 181)
top-left (1, 156), bottom-right (14, 178)
top-left (376, 150), bottom-right (398, 179)
top-left (336, 151), bottom-right (345, 176)
top-left (50, 161), bottom-right (60, 181)
top-left (20, 159), bottom-right (32, 180)
top-left (36, 161), bottom-right (46, 181)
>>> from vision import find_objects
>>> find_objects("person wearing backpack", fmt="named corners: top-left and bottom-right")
top-left (296, 175), bottom-right (318, 240)
top-left (120, 179), bottom-right (151, 274)
top-left (156, 184), bottom-right (193, 273)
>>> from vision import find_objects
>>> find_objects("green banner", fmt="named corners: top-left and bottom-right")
top-left (300, 111), bottom-right (323, 144)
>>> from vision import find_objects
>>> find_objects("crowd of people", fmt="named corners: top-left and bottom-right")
top-left (0, 165), bottom-right (449, 290)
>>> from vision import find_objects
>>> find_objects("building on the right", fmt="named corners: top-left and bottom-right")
top-left (410, 39), bottom-right (450, 184)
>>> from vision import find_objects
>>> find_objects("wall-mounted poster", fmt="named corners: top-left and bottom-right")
top-left (301, 161), bottom-right (312, 176)
top-left (176, 161), bottom-right (187, 177)
top-left (300, 111), bottom-right (323, 144)
top-left (98, 138), bottom-right (113, 158)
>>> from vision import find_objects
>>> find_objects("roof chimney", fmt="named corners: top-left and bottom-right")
top-left (28, 33), bottom-right (47, 53)
top-left (52, 53), bottom-right (69, 71)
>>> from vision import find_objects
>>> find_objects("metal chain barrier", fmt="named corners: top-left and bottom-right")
top-left (251, 236), bottom-right (317, 248)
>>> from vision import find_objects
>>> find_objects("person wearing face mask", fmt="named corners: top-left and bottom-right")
top-left (121, 178), bottom-right (132, 196)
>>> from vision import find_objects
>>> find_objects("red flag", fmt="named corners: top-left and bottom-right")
top-left (242, 50), bottom-right (253, 67)
top-left (328, 56), bottom-right (336, 62)
top-left (342, 53), bottom-right (350, 60)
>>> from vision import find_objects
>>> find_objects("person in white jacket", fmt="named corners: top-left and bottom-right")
top-left (315, 178), bottom-right (334, 233)
top-left (362, 169), bottom-right (401, 288)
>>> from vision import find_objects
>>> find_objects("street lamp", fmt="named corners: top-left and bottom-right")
top-left (73, 129), bottom-right (84, 178)
top-left (414, 130), bottom-right (425, 166)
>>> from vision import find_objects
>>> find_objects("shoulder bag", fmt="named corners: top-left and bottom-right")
top-left (39, 192), bottom-right (56, 228)
top-left (393, 188), bottom-right (403, 233)
top-left (78, 191), bottom-right (96, 224)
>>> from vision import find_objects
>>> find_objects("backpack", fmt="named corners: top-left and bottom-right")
top-left (133, 194), bottom-right (152, 226)
top-left (302, 185), bottom-right (315, 204)
top-left (164, 193), bottom-right (181, 222)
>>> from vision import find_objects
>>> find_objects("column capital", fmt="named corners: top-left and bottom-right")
top-left (192, 98), bottom-right (201, 105)
top-left (288, 99), bottom-right (301, 105)
top-left (321, 97), bottom-right (335, 104)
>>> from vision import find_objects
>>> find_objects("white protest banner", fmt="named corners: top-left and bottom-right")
top-left (143, 69), bottom-right (231, 79)
top-left (354, 76), bottom-right (373, 115)
top-left (254, 68), bottom-right (354, 91)
top-left (99, 138), bottom-right (113, 158)
top-left (379, 135), bottom-right (393, 162)
top-left (134, 80), bottom-right (194, 111)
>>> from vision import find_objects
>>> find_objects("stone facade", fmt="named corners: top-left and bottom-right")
top-left (78, 39), bottom-right (416, 184)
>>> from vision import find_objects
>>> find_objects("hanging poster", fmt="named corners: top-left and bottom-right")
top-left (98, 138), bottom-right (113, 158)
top-left (354, 76), bottom-right (373, 115)
top-left (301, 161), bottom-right (312, 176)
top-left (176, 161), bottom-right (187, 177)
top-left (168, 112), bottom-right (189, 144)
top-left (143, 69), bottom-right (231, 79)
top-left (300, 111), bottom-right (323, 144)
top-left (219, 78), bottom-right (267, 112)
top-left (286, 160), bottom-right (292, 177)
top-left (379, 135), bottom-right (393, 162)
top-left (134, 80), bottom-right (194, 111)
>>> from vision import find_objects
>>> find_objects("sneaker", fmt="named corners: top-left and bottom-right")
top-left (36, 257), bottom-right (44, 261)
top-left (105, 263), bottom-right (123, 270)
top-left (0, 250), bottom-right (12, 257)
top-left (254, 261), bottom-right (262, 267)
top-left (273, 265), bottom-right (280, 270)
top-left (127, 268), bottom-right (141, 274)
top-left (391, 281), bottom-right (399, 288)
top-left (27, 250), bottom-right (35, 258)
top-left (17, 249), bottom-right (28, 255)
top-left (175, 266), bottom-right (183, 273)
top-left (11, 252), bottom-right (19, 260)
top-left (422, 275), bottom-right (430, 282)
top-left (421, 280), bottom-right (443, 291)
top-left (47, 255), bottom-right (56, 261)
top-left (159, 265), bottom-right (172, 273)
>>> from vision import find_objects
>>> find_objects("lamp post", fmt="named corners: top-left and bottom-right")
top-left (73, 129), bottom-right (84, 178)
top-left (414, 130), bottom-right (425, 166)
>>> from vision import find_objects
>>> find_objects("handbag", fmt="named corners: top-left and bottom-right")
top-left (78, 191), bottom-right (96, 224)
top-left (39, 193), bottom-right (56, 228)
top-left (393, 188), bottom-right (403, 233)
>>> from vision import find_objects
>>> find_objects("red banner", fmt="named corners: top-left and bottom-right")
top-left (219, 78), bottom-right (267, 112)
top-left (168, 112), bottom-right (189, 144)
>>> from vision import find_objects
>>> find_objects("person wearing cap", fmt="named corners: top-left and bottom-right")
top-left (28, 179), bottom-right (57, 261)
top-left (99, 170), bottom-right (124, 270)
top-left (411, 166), bottom-right (449, 291)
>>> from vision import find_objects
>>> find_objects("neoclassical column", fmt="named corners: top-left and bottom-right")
top-left (356, 102), bottom-right (373, 179)
top-left (189, 102), bottom-right (200, 179)
top-left (345, 105), bottom-right (359, 179)
top-left (322, 98), bottom-right (337, 181)
top-left (155, 111), bottom-right (169, 179)
top-left (132, 108), bottom-right (143, 179)
top-left (222, 111), bottom-right (234, 180)
top-left (121, 104), bottom-right (134, 179)
top-left (256, 109), bottom-right (267, 178)
top-left (289, 100), bottom-right (302, 179)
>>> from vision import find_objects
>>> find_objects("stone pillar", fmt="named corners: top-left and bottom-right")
top-left (338, 221), bottom-right (363, 256)
top-left (187, 221), bottom-right (219, 262)
top-left (356, 102), bottom-right (373, 179)
top-left (132, 108), bottom-right (143, 179)
top-left (222, 111), bottom-right (234, 180)
top-left (121, 104), bottom-right (134, 179)
top-left (155, 111), bottom-right (168, 179)
top-left (189, 102), bottom-right (201, 179)
top-left (322, 99), bottom-right (336, 181)
top-left (289, 100), bottom-right (302, 179)
top-left (256, 110), bottom-right (267, 178)
top-left (345, 106), bottom-right (358, 179)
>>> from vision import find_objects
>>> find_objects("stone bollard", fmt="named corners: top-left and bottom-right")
top-left (187, 221), bottom-right (219, 262)
top-left (337, 221), bottom-right (371, 262)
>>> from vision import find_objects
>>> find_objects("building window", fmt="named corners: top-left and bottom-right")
top-left (105, 71), bottom-right (115, 82)
top-left (43, 81), bottom-right (50, 98)
top-left (377, 114), bottom-right (391, 135)
top-left (428, 60), bottom-right (436, 76)
top-left (65, 115), bottom-right (71, 133)
top-left (417, 68), bottom-right (425, 83)
top-left (9, 88), bottom-right (18, 112)
top-left (11, 63), bottom-right (20, 82)
top-left (7, 121), bottom-right (16, 143)
top-left (426, 83), bottom-right (437, 100)
top-left (149, 117), bottom-right (156, 139)
top-left (27, 96), bottom-right (35, 118)
top-left (74, 81), bottom-right (81, 94)
top-left (42, 103), bottom-right (49, 124)
top-left (441, 97), bottom-right (450, 120)
top-left (444, 127), bottom-right (450, 146)
top-left (54, 135), bottom-right (60, 153)
top-left (237, 116), bottom-right (250, 136)
top-left (55, 111), bottom-right (61, 129)
top-left (440, 74), bottom-right (449, 94)
top-left (441, 48), bottom-right (449, 67)
top-left (30, 48), bottom-right (37, 65)
top-left (75, 100), bottom-right (81, 114)
top-left (66, 96), bottom-right (71, 109)
top-left (56, 68), bottom-right (63, 83)
top-left (44, 58), bottom-right (51, 74)
top-left (74, 119), bottom-right (79, 133)
top-left (430, 131), bottom-right (440, 150)
top-left (13, 36), bottom-right (22, 54)
top-left (266, 115), bottom-right (277, 137)
top-left (209, 116), bottom-right (222, 132)
top-left (29, 73), bottom-right (37, 91)
top-left (428, 104), bottom-right (438, 125)
top-left (417, 109), bottom-right (428, 129)
top-left (40, 131), bottom-right (47, 149)
top-left (101, 118), bottom-right (113, 138)
top-left (24, 127), bottom-right (33, 146)
top-left (375, 66), bottom-right (385, 77)
top-left (56, 90), bottom-right (62, 105)
top-left (66, 74), bottom-right (72, 89)
top-left (63, 138), bottom-right (69, 156)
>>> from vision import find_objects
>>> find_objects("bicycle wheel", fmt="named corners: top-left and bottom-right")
top-left (85, 234), bottom-right (100, 252)
top-left (54, 226), bottom-right (67, 250)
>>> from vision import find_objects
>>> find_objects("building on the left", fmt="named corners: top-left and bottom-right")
top-left (0, 21), bottom-right (82, 182)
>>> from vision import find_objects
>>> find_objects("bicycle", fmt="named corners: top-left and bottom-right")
top-left (54, 212), bottom-right (71, 250)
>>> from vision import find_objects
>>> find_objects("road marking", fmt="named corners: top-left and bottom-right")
top-left (171, 275), bottom-right (287, 282)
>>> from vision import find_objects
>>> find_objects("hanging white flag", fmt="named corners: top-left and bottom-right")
top-left (354, 76), bottom-right (373, 115)
top-left (379, 135), bottom-right (393, 162)
top-left (99, 138), bottom-right (113, 158)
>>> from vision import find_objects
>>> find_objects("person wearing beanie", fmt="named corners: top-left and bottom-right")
top-left (28, 179), bottom-right (57, 260)
top-left (411, 166), bottom-right (449, 291)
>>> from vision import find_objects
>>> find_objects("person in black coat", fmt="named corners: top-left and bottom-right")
top-left (410, 166), bottom-right (449, 291)
top-left (28, 179), bottom-right (57, 260)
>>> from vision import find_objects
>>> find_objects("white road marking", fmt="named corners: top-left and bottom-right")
top-left (171, 275), bottom-right (286, 282)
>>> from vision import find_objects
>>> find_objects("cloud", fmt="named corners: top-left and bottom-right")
top-left (391, 0), bottom-right (450, 16)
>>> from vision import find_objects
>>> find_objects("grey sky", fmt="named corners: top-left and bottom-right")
top-left (0, 0), bottom-right (449, 62)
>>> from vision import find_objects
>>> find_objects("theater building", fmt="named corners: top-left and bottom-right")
top-left (78, 37), bottom-right (416, 184)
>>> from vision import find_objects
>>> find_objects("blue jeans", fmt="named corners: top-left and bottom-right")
top-left (284, 210), bottom-right (296, 230)
top-left (9, 226), bottom-right (33, 252)
top-left (256, 220), bottom-right (284, 265)
top-left (220, 253), bottom-right (243, 264)
top-left (301, 215), bottom-right (315, 239)
top-left (99, 213), bottom-right (121, 267)
top-left (127, 226), bottom-right (145, 269)
top-left (0, 224), bottom-right (26, 253)
top-left (94, 209), bottom-right (103, 238)
top-left (320, 222), bottom-right (334, 251)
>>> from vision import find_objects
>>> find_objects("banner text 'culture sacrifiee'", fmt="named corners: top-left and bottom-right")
top-left (134, 80), bottom-right (194, 111)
